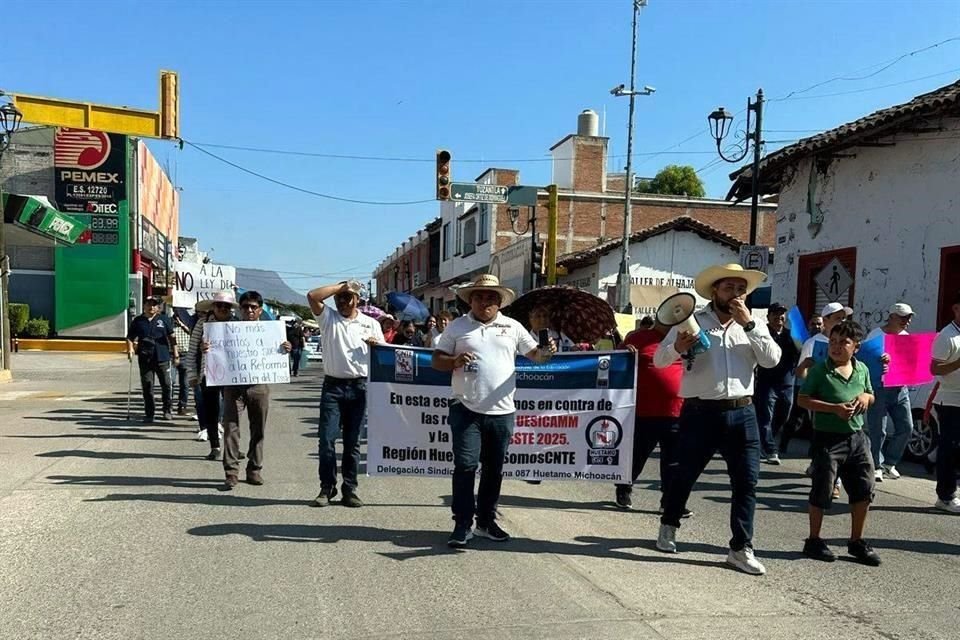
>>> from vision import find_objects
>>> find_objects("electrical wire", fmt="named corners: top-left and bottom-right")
top-left (183, 141), bottom-right (436, 206)
top-left (770, 67), bottom-right (960, 102)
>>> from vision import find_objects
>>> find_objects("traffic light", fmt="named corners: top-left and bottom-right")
top-left (436, 149), bottom-right (451, 200)
top-left (532, 241), bottom-right (545, 275)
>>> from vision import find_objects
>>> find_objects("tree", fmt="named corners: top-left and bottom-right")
top-left (636, 164), bottom-right (705, 198)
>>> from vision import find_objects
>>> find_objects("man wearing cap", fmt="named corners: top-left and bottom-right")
top-left (307, 280), bottom-right (385, 508)
top-left (432, 274), bottom-right (555, 548)
top-left (653, 264), bottom-right (781, 575)
top-left (126, 296), bottom-right (178, 423)
top-left (753, 303), bottom-right (801, 465)
top-left (865, 303), bottom-right (916, 481)
top-left (930, 290), bottom-right (960, 513)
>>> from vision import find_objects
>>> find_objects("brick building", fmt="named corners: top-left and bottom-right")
top-left (374, 111), bottom-right (776, 312)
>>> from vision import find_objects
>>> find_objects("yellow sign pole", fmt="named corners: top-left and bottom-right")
top-left (546, 184), bottom-right (558, 285)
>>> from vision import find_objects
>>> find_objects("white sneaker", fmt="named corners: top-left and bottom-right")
top-left (881, 464), bottom-right (901, 479)
top-left (656, 524), bottom-right (678, 553)
top-left (934, 497), bottom-right (960, 514)
top-left (726, 547), bottom-right (766, 575)
top-left (874, 469), bottom-right (884, 483)
top-left (218, 423), bottom-right (224, 439)
top-left (195, 428), bottom-right (208, 442)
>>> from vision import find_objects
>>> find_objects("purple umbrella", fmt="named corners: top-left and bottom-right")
top-left (359, 304), bottom-right (386, 319)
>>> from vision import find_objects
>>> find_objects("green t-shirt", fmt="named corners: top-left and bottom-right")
top-left (799, 358), bottom-right (873, 434)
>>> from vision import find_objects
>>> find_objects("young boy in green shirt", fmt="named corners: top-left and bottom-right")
top-left (798, 321), bottom-right (881, 565)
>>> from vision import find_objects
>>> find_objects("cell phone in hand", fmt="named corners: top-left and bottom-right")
top-left (538, 329), bottom-right (550, 348)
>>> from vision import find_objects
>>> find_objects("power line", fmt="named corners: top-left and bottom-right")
top-left (769, 67), bottom-right (960, 102)
top-left (183, 141), bottom-right (436, 206)
top-left (774, 36), bottom-right (960, 101)
top-left (189, 141), bottom-right (716, 163)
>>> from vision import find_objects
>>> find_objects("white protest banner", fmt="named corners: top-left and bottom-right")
top-left (367, 345), bottom-right (635, 483)
top-left (173, 261), bottom-right (237, 308)
top-left (203, 321), bottom-right (290, 386)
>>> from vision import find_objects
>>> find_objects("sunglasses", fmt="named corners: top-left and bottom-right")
top-left (240, 304), bottom-right (260, 310)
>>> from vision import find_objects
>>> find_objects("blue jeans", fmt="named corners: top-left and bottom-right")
top-left (317, 377), bottom-right (367, 492)
top-left (866, 385), bottom-right (913, 468)
top-left (754, 382), bottom-right (794, 457)
top-left (661, 402), bottom-right (760, 551)
top-left (449, 401), bottom-right (513, 528)
top-left (935, 404), bottom-right (960, 501)
top-left (290, 349), bottom-right (303, 375)
top-left (175, 359), bottom-right (190, 411)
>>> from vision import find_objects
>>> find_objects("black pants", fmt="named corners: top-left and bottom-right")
top-left (138, 359), bottom-right (171, 419)
top-left (615, 416), bottom-right (679, 508)
top-left (199, 383), bottom-right (223, 449)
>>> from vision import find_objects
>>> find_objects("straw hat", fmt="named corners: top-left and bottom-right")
top-left (196, 290), bottom-right (239, 313)
top-left (455, 274), bottom-right (516, 307)
top-left (693, 263), bottom-right (767, 299)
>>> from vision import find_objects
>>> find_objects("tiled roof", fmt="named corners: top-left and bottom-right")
top-left (557, 216), bottom-right (742, 270)
top-left (728, 78), bottom-right (960, 200)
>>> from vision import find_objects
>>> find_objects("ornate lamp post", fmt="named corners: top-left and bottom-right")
top-left (0, 100), bottom-right (24, 373)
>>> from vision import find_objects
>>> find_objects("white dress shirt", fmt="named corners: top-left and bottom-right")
top-left (315, 308), bottom-right (385, 379)
top-left (654, 306), bottom-right (782, 400)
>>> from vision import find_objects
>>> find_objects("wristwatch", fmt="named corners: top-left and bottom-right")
top-left (743, 321), bottom-right (756, 333)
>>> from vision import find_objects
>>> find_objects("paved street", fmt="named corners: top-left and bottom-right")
top-left (1, 352), bottom-right (958, 640)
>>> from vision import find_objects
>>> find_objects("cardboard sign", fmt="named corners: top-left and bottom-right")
top-left (203, 321), bottom-right (290, 386)
top-left (173, 261), bottom-right (236, 308)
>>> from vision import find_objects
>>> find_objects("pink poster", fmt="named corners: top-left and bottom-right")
top-left (883, 333), bottom-right (936, 387)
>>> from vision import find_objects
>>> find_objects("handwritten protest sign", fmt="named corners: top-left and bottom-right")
top-left (883, 333), bottom-right (936, 387)
top-left (203, 321), bottom-right (290, 386)
top-left (367, 345), bottom-right (636, 483)
top-left (173, 261), bottom-right (236, 308)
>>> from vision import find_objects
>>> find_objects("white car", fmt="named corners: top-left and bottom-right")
top-left (306, 335), bottom-right (323, 362)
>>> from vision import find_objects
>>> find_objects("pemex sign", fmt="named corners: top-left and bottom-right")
top-left (173, 261), bottom-right (236, 308)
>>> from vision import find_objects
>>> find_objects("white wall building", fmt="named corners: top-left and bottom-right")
top-left (728, 78), bottom-right (960, 334)
top-left (557, 216), bottom-right (742, 318)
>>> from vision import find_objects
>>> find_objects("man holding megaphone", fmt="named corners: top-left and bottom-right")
top-left (652, 264), bottom-right (782, 576)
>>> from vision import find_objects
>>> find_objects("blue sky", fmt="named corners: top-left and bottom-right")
top-left (7, 0), bottom-right (960, 292)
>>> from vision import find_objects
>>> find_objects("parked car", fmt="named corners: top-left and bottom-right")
top-left (307, 335), bottom-right (323, 362)
top-left (906, 383), bottom-right (938, 464)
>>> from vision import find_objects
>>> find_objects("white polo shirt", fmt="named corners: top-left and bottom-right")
top-left (316, 307), bottom-right (385, 379)
top-left (932, 321), bottom-right (960, 407)
top-left (435, 312), bottom-right (539, 415)
top-left (799, 333), bottom-right (828, 363)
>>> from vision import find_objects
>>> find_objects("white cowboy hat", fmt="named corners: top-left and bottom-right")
top-left (196, 290), bottom-right (239, 313)
top-left (455, 274), bottom-right (516, 307)
top-left (693, 263), bottom-right (767, 299)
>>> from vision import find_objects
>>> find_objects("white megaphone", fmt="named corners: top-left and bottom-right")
top-left (655, 292), bottom-right (711, 368)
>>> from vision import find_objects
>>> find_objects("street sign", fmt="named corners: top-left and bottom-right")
top-left (450, 182), bottom-right (508, 204)
top-left (739, 244), bottom-right (770, 274)
top-left (507, 185), bottom-right (539, 206)
top-left (815, 257), bottom-right (853, 302)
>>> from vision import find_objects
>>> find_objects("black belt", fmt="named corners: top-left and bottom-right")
top-left (324, 375), bottom-right (364, 383)
top-left (686, 397), bottom-right (752, 411)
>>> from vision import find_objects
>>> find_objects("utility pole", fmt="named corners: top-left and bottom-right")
top-left (612, 0), bottom-right (654, 314)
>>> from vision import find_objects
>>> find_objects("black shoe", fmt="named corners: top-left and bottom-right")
top-left (206, 448), bottom-right (221, 461)
top-left (475, 521), bottom-right (510, 542)
top-left (312, 486), bottom-right (338, 507)
top-left (448, 524), bottom-right (473, 548)
top-left (341, 490), bottom-right (363, 508)
top-left (143, 416), bottom-right (154, 425)
top-left (615, 487), bottom-right (633, 510)
top-left (847, 539), bottom-right (881, 566)
top-left (803, 537), bottom-right (836, 562)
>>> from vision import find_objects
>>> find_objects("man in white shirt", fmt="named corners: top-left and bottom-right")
top-left (930, 291), bottom-right (960, 513)
top-left (865, 303), bottom-right (915, 481)
top-left (432, 275), bottom-right (555, 548)
top-left (306, 281), bottom-right (385, 507)
top-left (653, 264), bottom-right (781, 575)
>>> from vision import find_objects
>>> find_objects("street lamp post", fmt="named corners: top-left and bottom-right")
top-left (611, 0), bottom-right (654, 314)
top-left (0, 100), bottom-right (25, 374)
top-left (508, 205), bottom-right (538, 292)
top-left (707, 88), bottom-right (765, 245)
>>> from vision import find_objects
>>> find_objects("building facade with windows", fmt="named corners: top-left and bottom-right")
top-left (728, 79), bottom-right (960, 332)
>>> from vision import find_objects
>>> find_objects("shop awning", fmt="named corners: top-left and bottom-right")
top-left (2, 193), bottom-right (89, 245)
